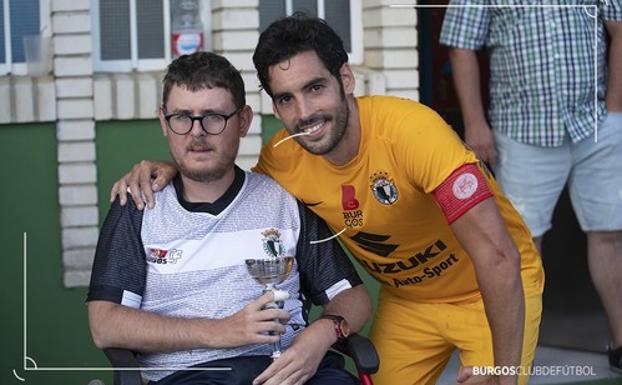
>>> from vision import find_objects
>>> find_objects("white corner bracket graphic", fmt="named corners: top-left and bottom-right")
top-left (18, 231), bottom-right (232, 377)
top-left (12, 369), bottom-right (25, 382)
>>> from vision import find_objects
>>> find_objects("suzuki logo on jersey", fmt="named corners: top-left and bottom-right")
top-left (370, 171), bottom-right (398, 205)
top-left (261, 228), bottom-right (284, 258)
top-left (147, 248), bottom-right (183, 264)
top-left (350, 232), bottom-right (399, 257)
top-left (341, 185), bottom-right (360, 210)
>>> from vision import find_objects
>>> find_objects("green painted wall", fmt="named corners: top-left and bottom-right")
top-left (0, 123), bottom-right (107, 385)
top-left (95, 120), bottom-right (171, 222)
top-left (261, 114), bottom-right (284, 143)
top-left (0, 120), bottom-right (170, 385)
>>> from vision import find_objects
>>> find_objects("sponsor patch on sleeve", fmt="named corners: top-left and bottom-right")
top-left (432, 163), bottom-right (493, 224)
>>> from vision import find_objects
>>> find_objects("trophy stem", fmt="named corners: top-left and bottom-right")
top-left (271, 339), bottom-right (282, 360)
top-left (245, 256), bottom-right (294, 361)
top-left (263, 285), bottom-right (287, 360)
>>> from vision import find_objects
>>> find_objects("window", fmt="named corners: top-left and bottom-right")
top-left (92, 0), bottom-right (211, 72)
top-left (92, 0), bottom-right (169, 72)
top-left (259, 0), bottom-right (363, 64)
top-left (0, 0), bottom-right (50, 75)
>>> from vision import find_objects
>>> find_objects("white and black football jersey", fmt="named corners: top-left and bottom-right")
top-left (87, 167), bottom-right (361, 381)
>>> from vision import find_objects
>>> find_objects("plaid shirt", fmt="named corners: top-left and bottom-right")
top-left (440, 0), bottom-right (622, 147)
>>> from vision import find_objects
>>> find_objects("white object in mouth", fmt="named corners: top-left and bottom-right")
top-left (272, 131), bottom-right (311, 148)
top-left (303, 121), bottom-right (324, 134)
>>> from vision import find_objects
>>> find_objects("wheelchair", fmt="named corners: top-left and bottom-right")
top-left (103, 332), bottom-right (378, 385)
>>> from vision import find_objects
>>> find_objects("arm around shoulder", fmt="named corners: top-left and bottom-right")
top-left (109, 160), bottom-right (178, 210)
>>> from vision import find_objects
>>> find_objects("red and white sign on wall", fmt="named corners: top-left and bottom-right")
top-left (171, 0), bottom-right (204, 57)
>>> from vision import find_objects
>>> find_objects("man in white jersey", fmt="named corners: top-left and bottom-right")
top-left (87, 52), bottom-right (370, 385)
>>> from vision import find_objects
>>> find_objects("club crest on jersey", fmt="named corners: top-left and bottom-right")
top-left (262, 228), bottom-right (284, 258)
top-left (370, 172), bottom-right (399, 205)
top-left (147, 248), bottom-right (183, 264)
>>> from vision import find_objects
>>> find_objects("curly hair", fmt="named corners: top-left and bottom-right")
top-left (162, 52), bottom-right (246, 110)
top-left (253, 14), bottom-right (348, 97)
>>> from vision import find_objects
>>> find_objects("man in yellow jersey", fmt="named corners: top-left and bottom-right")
top-left (110, 15), bottom-right (544, 385)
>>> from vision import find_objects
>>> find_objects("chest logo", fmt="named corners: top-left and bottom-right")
top-left (341, 185), bottom-right (360, 210)
top-left (370, 172), bottom-right (399, 205)
top-left (341, 184), bottom-right (364, 228)
top-left (147, 248), bottom-right (183, 264)
top-left (262, 228), bottom-right (284, 258)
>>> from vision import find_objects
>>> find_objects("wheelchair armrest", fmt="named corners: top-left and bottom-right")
top-left (332, 333), bottom-right (379, 374)
top-left (102, 336), bottom-right (379, 384)
top-left (103, 348), bottom-right (143, 385)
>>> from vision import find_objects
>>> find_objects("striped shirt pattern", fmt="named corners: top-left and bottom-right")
top-left (88, 172), bottom-right (361, 382)
top-left (137, 174), bottom-right (303, 381)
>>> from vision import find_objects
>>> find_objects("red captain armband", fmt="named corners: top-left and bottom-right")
top-left (432, 163), bottom-right (493, 224)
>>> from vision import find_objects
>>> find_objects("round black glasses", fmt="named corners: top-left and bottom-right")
top-left (164, 105), bottom-right (243, 135)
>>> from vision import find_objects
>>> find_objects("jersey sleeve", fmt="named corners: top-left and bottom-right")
top-left (391, 103), bottom-right (494, 223)
top-left (294, 201), bottom-right (363, 306)
top-left (393, 103), bottom-right (479, 194)
top-left (86, 199), bottom-right (147, 309)
top-left (440, 0), bottom-right (491, 50)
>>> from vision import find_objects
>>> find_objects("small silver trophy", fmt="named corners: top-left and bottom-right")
top-left (245, 256), bottom-right (294, 359)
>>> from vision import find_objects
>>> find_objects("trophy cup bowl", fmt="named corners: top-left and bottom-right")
top-left (245, 256), bottom-right (294, 359)
top-left (245, 256), bottom-right (294, 287)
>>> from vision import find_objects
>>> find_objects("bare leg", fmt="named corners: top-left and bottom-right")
top-left (586, 231), bottom-right (622, 347)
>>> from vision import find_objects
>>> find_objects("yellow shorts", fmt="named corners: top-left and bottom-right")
top-left (368, 291), bottom-right (542, 385)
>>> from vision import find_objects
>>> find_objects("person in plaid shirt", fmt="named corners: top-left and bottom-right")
top-left (441, 0), bottom-right (622, 373)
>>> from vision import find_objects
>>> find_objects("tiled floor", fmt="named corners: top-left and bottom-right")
top-left (436, 346), bottom-right (621, 385)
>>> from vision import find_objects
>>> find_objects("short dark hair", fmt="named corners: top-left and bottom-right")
top-left (162, 52), bottom-right (245, 110)
top-left (253, 14), bottom-right (348, 97)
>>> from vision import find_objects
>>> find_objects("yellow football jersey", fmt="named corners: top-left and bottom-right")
top-left (254, 96), bottom-right (544, 303)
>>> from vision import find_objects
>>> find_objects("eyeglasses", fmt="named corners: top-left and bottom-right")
top-left (164, 105), bottom-right (243, 135)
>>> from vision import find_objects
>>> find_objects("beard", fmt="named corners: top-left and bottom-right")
top-left (171, 139), bottom-right (238, 183)
top-left (293, 99), bottom-right (349, 155)
top-left (291, 82), bottom-right (350, 155)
